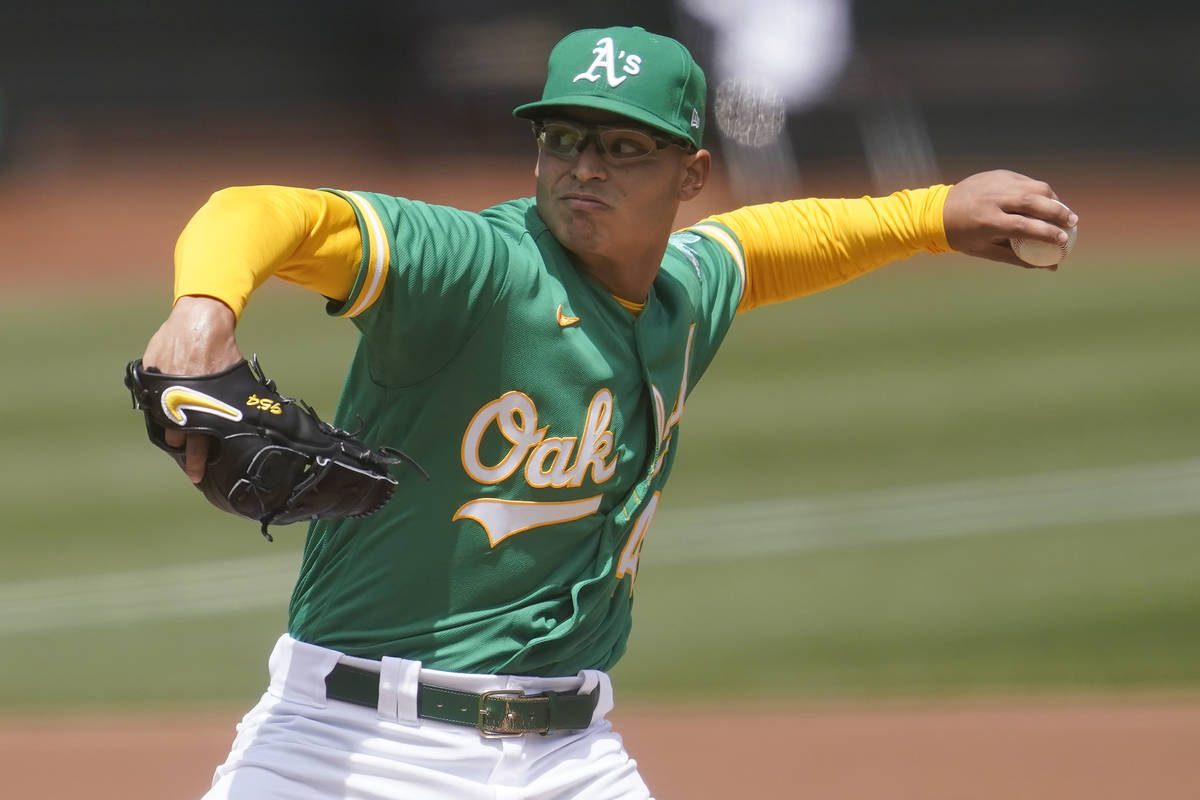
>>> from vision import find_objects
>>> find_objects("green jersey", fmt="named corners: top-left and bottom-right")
top-left (288, 191), bottom-right (745, 676)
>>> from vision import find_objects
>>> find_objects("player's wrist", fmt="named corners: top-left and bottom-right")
top-left (172, 293), bottom-right (238, 323)
top-left (144, 295), bottom-right (242, 376)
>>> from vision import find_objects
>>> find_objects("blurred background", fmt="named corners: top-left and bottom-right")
top-left (1, 0), bottom-right (1196, 284)
top-left (3, 1), bottom-right (1195, 168)
top-left (1, 2), bottom-right (1199, 798)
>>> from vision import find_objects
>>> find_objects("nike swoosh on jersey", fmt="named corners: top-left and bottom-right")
top-left (160, 387), bottom-right (245, 426)
top-left (556, 304), bottom-right (580, 327)
top-left (453, 495), bottom-right (602, 546)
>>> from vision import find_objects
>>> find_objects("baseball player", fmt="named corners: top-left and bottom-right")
top-left (140, 25), bottom-right (1077, 800)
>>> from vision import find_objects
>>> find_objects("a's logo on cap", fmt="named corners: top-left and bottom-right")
top-left (691, 109), bottom-right (701, 129)
top-left (573, 36), bottom-right (642, 88)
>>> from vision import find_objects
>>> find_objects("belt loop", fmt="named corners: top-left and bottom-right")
top-left (268, 635), bottom-right (342, 708)
top-left (377, 656), bottom-right (422, 725)
top-left (577, 669), bottom-right (614, 726)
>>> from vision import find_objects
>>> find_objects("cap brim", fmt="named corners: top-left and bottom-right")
top-left (513, 95), bottom-right (694, 146)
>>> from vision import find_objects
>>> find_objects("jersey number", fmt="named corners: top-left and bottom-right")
top-left (616, 492), bottom-right (660, 592)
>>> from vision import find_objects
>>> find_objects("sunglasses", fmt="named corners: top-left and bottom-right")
top-left (533, 119), bottom-right (695, 164)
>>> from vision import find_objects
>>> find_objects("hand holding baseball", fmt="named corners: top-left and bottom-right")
top-left (1009, 198), bottom-right (1078, 266)
top-left (943, 170), bottom-right (1078, 269)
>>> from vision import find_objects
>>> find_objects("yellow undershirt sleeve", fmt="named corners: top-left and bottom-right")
top-left (173, 186), bottom-right (362, 320)
top-left (700, 185), bottom-right (952, 313)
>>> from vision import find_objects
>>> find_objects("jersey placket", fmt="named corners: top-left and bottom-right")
top-left (612, 295), bottom-right (670, 530)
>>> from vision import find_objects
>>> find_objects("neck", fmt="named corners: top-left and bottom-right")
top-left (571, 245), bottom-right (665, 303)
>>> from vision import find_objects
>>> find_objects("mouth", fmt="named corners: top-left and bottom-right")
top-left (560, 191), bottom-right (610, 211)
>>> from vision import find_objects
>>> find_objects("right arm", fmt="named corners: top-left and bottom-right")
top-left (141, 186), bottom-right (363, 481)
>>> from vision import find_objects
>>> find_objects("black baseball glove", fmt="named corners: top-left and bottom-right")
top-left (124, 356), bottom-right (425, 540)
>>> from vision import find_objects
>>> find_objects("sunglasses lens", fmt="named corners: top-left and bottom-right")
top-left (598, 129), bottom-right (657, 160)
top-left (539, 123), bottom-right (585, 158)
top-left (536, 120), bottom-right (667, 163)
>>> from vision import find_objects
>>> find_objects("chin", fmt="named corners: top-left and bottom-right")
top-left (553, 216), bottom-right (603, 253)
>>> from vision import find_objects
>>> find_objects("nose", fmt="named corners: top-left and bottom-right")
top-left (570, 137), bottom-right (608, 181)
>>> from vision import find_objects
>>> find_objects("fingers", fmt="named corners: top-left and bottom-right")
top-left (944, 170), bottom-right (1076, 266)
top-left (162, 429), bottom-right (210, 482)
top-left (1005, 193), bottom-right (1079, 233)
top-left (184, 434), bottom-right (210, 483)
top-left (1006, 211), bottom-right (1072, 248)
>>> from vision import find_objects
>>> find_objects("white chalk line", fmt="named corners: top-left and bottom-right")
top-left (1, 458), bottom-right (1198, 635)
top-left (0, 553), bottom-right (302, 635)
top-left (648, 457), bottom-right (1200, 562)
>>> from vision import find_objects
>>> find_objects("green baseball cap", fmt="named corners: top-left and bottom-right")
top-left (514, 26), bottom-right (707, 149)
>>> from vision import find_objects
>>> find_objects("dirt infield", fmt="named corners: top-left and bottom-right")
top-left (3, 697), bottom-right (1200, 799)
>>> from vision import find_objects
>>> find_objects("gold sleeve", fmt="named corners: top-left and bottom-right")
top-left (700, 185), bottom-right (952, 312)
top-left (173, 186), bottom-right (362, 319)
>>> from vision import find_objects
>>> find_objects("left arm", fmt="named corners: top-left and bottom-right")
top-left (698, 185), bottom-right (951, 312)
top-left (696, 170), bottom-right (1076, 312)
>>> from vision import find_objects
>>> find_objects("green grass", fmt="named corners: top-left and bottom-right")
top-left (619, 515), bottom-right (1200, 700)
top-left (665, 254), bottom-right (1200, 503)
top-left (2, 251), bottom-right (1198, 711)
top-left (0, 610), bottom-right (289, 712)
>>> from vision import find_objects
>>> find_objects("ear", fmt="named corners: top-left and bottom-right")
top-left (677, 149), bottom-right (711, 201)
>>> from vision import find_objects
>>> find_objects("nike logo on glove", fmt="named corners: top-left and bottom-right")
top-left (160, 387), bottom-right (244, 425)
top-left (556, 304), bottom-right (580, 327)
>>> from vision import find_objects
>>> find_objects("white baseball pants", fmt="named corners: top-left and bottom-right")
top-left (202, 634), bottom-right (654, 800)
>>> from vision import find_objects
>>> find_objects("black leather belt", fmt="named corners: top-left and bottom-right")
top-left (324, 663), bottom-right (599, 736)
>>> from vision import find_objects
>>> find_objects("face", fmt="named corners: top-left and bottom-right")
top-left (534, 108), bottom-right (709, 272)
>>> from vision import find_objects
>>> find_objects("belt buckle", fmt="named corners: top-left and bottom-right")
top-left (477, 689), bottom-right (548, 737)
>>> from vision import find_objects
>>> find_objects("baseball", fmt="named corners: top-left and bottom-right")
top-left (1010, 199), bottom-right (1077, 267)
